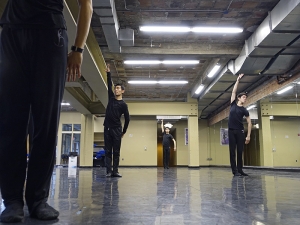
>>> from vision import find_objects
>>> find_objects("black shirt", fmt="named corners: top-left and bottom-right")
top-left (228, 101), bottom-right (249, 130)
top-left (162, 132), bottom-right (174, 147)
top-left (103, 72), bottom-right (130, 134)
top-left (0, 0), bottom-right (66, 29)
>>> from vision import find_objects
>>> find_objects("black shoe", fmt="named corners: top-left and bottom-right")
top-left (234, 172), bottom-right (242, 177)
top-left (0, 203), bottom-right (24, 223)
top-left (112, 172), bottom-right (122, 177)
top-left (106, 173), bottom-right (112, 177)
top-left (240, 172), bottom-right (249, 176)
top-left (167, 167), bottom-right (169, 169)
top-left (30, 203), bottom-right (59, 220)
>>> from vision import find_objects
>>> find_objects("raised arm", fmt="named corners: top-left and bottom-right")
top-left (161, 120), bottom-right (164, 133)
top-left (231, 74), bottom-right (244, 103)
top-left (67, 0), bottom-right (93, 81)
top-left (106, 64), bottom-right (114, 99)
top-left (245, 116), bottom-right (252, 144)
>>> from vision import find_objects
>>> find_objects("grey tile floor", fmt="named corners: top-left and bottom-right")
top-left (1, 167), bottom-right (300, 225)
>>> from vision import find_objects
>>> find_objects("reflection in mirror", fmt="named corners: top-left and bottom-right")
top-left (258, 78), bottom-right (300, 168)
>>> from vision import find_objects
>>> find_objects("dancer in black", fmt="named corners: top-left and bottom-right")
top-left (161, 120), bottom-right (176, 169)
top-left (228, 74), bottom-right (252, 177)
top-left (0, 0), bottom-right (92, 222)
top-left (104, 64), bottom-right (130, 177)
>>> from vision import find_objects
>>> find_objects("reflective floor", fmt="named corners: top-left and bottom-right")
top-left (1, 167), bottom-right (300, 225)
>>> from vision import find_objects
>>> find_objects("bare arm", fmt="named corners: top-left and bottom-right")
top-left (67, 0), bottom-right (93, 81)
top-left (173, 139), bottom-right (176, 151)
top-left (245, 116), bottom-right (252, 144)
top-left (231, 74), bottom-right (244, 103)
top-left (161, 120), bottom-right (164, 133)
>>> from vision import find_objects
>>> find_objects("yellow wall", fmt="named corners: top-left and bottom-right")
top-left (175, 120), bottom-right (189, 166)
top-left (199, 119), bottom-right (209, 166)
top-left (120, 118), bottom-right (157, 166)
top-left (270, 117), bottom-right (300, 167)
top-left (208, 121), bottom-right (230, 166)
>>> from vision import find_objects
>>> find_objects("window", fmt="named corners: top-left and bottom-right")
top-left (61, 124), bottom-right (81, 156)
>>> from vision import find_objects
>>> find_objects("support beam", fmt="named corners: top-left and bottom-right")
top-left (127, 102), bottom-right (198, 116)
top-left (80, 114), bottom-right (94, 167)
top-left (208, 63), bottom-right (300, 125)
top-left (101, 44), bottom-right (242, 56)
top-left (63, 89), bottom-right (91, 114)
top-left (64, 0), bottom-right (108, 107)
top-left (188, 116), bottom-right (199, 167)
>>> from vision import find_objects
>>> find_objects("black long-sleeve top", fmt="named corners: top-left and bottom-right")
top-left (103, 72), bottom-right (130, 134)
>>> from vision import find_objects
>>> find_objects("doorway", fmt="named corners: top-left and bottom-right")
top-left (157, 128), bottom-right (177, 167)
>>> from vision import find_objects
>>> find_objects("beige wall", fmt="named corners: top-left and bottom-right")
top-left (94, 117), bottom-right (104, 133)
top-left (208, 121), bottom-right (230, 166)
top-left (175, 120), bottom-right (188, 166)
top-left (120, 118), bottom-right (157, 166)
top-left (270, 117), bottom-right (300, 167)
top-left (57, 112), bottom-right (300, 168)
top-left (199, 119), bottom-right (209, 166)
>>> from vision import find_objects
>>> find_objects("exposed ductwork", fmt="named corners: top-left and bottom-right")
top-left (228, 0), bottom-right (300, 75)
top-left (199, 0), bottom-right (300, 102)
top-left (93, 0), bottom-right (134, 53)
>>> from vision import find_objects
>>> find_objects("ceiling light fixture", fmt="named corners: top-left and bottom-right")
top-left (277, 86), bottom-right (293, 94)
top-left (124, 60), bottom-right (199, 65)
top-left (124, 60), bottom-right (160, 64)
top-left (140, 26), bottom-right (243, 33)
top-left (128, 80), bottom-right (188, 84)
top-left (191, 27), bottom-right (243, 33)
top-left (61, 103), bottom-right (70, 106)
top-left (162, 60), bottom-right (199, 64)
top-left (246, 105), bottom-right (256, 110)
top-left (195, 84), bottom-right (205, 94)
top-left (207, 65), bottom-right (221, 78)
top-left (140, 26), bottom-right (190, 32)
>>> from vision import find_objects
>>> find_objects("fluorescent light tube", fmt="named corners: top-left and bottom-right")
top-left (207, 65), bottom-right (221, 78)
top-left (158, 81), bottom-right (188, 84)
top-left (128, 81), bottom-right (157, 84)
top-left (61, 103), bottom-right (70, 106)
top-left (124, 60), bottom-right (199, 65)
top-left (191, 27), bottom-right (243, 33)
top-left (277, 86), bottom-right (293, 94)
top-left (124, 60), bottom-right (160, 65)
top-left (195, 84), bottom-right (204, 94)
top-left (128, 80), bottom-right (188, 84)
top-left (246, 105), bottom-right (256, 110)
top-left (140, 26), bottom-right (190, 32)
top-left (140, 26), bottom-right (243, 33)
top-left (162, 60), bottom-right (199, 64)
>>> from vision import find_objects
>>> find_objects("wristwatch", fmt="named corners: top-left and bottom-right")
top-left (71, 45), bottom-right (84, 53)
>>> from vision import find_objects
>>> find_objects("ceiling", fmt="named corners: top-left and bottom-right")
top-left (0, 0), bottom-right (299, 121)
top-left (87, 0), bottom-right (300, 118)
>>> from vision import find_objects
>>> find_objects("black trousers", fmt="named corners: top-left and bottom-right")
top-left (229, 129), bottom-right (245, 174)
top-left (104, 127), bottom-right (122, 174)
top-left (0, 26), bottom-right (68, 213)
top-left (163, 146), bottom-right (170, 168)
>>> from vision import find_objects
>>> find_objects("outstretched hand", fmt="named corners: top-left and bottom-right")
top-left (106, 64), bottom-right (110, 72)
top-left (237, 73), bottom-right (244, 81)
